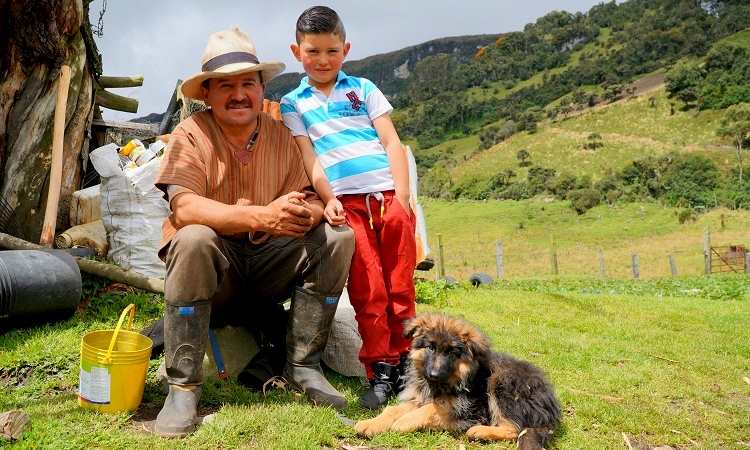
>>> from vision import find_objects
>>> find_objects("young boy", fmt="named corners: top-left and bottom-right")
top-left (281, 5), bottom-right (417, 409)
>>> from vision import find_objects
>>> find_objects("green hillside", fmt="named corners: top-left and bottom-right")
top-left (452, 86), bottom-right (729, 184)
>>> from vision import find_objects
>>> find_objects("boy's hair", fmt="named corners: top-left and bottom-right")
top-left (295, 6), bottom-right (346, 44)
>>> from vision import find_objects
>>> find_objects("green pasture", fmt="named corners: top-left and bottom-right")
top-left (418, 199), bottom-right (750, 281)
top-left (1, 276), bottom-right (748, 449)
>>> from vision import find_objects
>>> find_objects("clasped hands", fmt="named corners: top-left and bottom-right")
top-left (264, 191), bottom-right (317, 237)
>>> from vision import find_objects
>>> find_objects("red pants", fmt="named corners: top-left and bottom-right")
top-left (339, 190), bottom-right (417, 378)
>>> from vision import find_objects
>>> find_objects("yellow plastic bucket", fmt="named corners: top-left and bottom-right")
top-left (78, 304), bottom-right (153, 413)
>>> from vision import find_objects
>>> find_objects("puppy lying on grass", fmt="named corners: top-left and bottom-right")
top-left (354, 314), bottom-right (561, 450)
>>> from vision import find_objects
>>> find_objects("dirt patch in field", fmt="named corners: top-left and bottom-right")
top-left (127, 402), bottom-right (220, 435)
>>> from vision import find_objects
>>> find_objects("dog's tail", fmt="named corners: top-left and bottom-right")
top-left (517, 427), bottom-right (555, 450)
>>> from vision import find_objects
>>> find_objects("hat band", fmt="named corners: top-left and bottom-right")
top-left (202, 52), bottom-right (260, 72)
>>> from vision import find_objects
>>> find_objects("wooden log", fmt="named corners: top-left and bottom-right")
top-left (0, 410), bottom-right (30, 441)
top-left (0, 232), bottom-right (164, 294)
top-left (40, 65), bottom-right (72, 248)
top-left (95, 88), bottom-right (139, 113)
top-left (91, 118), bottom-right (158, 135)
top-left (98, 75), bottom-right (144, 88)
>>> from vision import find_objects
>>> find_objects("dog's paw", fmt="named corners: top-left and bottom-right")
top-left (466, 425), bottom-right (492, 440)
top-left (467, 424), bottom-right (522, 442)
top-left (390, 415), bottom-right (424, 432)
top-left (354, 418), bottom-right (391, 437)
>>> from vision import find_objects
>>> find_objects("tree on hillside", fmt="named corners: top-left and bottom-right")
top-left (665, 60), bottom-right (704, 109)
top-left (516, 149), bottom-right (531, 167)
top-left (584, 133), bottom-right (604, 150)
top-left (717, 102), bottom-right (750, 183)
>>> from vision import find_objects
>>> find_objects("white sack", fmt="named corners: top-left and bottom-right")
top-left (89, 143), bottom-right (169, 279)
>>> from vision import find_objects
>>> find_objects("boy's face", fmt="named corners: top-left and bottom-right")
top-left (291, 33), bottom-right (350, 92)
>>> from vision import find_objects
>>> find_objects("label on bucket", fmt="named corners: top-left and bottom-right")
top-left (79, 364), bottom-right (111, 404)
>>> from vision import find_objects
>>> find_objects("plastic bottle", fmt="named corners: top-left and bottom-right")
top-left (118, 139), bottom-right (144, 157)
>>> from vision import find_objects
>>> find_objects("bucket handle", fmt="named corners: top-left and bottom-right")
top-left (100, 303), bottom-right (136, 365)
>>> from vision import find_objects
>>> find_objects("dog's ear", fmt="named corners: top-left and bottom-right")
top-left (464, 327), bottom-right (491, 359)
top-left (403, 315), bottom-right (423, 338)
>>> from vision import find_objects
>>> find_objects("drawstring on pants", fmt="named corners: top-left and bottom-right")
top-left (365, 192), bottom-right (385, 229)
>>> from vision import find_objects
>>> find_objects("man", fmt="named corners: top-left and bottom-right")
top-left (153, 27), bottom-right (355, 438)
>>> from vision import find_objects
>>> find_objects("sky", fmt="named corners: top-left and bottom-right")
top-left (89, 0), bottom-right (609, 121)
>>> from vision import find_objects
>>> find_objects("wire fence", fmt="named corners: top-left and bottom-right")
top-left (420, 231), bottom-right (750, 282)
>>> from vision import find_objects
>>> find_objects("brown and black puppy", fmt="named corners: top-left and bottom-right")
top-left (354, 314), bottom-right (561, 450)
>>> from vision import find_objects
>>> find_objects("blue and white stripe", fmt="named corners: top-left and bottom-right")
top-left (281, 72), bottom-right (395, 195)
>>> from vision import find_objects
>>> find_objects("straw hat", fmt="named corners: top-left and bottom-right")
top-left (181, 27), bottom-right (285, 101)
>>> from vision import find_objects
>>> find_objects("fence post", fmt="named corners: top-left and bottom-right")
top-left (631, 253), bottom-right (640, 279)
top-left (668, 254), bottom-right (677, 277)
top-left (746, 252), bottom-right (750, 274)
top-left (436, 233), bottom-right (445, 279)
top-left (598, 249), bottom-right (606, 277)
top-left (551, 237), bottom-right (558, 275)
top-left (495, 240), bottom-right (503, 279)
top-left (703, 227), bottom-right (711, 275)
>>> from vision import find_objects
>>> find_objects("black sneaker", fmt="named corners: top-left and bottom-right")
top-left (394, 354), bottom-right (409, 394)
top-left (360, 361), bottom-right (398, 409)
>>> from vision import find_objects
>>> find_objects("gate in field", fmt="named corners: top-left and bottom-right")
top-left (710, 244), bottom-right (747, 274)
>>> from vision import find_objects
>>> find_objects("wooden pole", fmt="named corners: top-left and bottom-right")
top-left (668, 254), bottom-right (678, 277)
top-left (97, 75), bottom-right (144, 88)
top-left (94, 89), bottom-right (139, 113)
top-left (0, 232), bottom-right (164, 294)
top-left (551, 237), bottom-right (558, 275)
top-left (746, 252), bottom-right (750, 275)
top-left (40, 65), bottom-right (71, 248)
top-left (598, 249), bottom-right (606, 277)
top-left (495, 240), bottom-right (503, 279)
top-left (631, 253), bottom-right (640, 279)
top-left (436, 233), bottom-right (445, 279)
top-left (703, 227), bottom-right (711, 275)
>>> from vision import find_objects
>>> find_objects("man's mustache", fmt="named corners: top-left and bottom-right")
top-left (225, 100), bottom-right (252, 108)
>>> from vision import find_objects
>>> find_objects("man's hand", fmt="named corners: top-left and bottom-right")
top-left (263, 191), bottom-right (315, 237)
top-left (324, 198), bottom-right (347, 226)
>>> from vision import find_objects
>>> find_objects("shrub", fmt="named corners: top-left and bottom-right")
top-left (419, 164), bottom-right (454, 199)
top-left (677, 208), bottom-right (696, 225)
top-left (500, 181), bottom-right (532, 201)
top-left (549, 172), bottom-right (578, 199)
top-left (661, 154), bottom-right (722, 207)
top-left (568, 188), bottom-right (602, 214)
top-left (527, 166), bottom-right (556, 195)
top-left (417, 126), bottom-right (445, 149)
top-left (451, 175), bottom-right (492, 200)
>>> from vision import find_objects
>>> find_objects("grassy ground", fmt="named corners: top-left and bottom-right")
top-left (1, 277), bottom-right (749, 449)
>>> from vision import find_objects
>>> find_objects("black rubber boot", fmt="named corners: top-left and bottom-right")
top-left (282, 287), bottom-right (348, 410)
top-left (155, 300), bottom-right (211, 438)
top-left (360, 361), bottom-right (399, 409)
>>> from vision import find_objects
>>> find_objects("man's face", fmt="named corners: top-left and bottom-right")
top-left (200, 72), bottom-right (265, 130)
